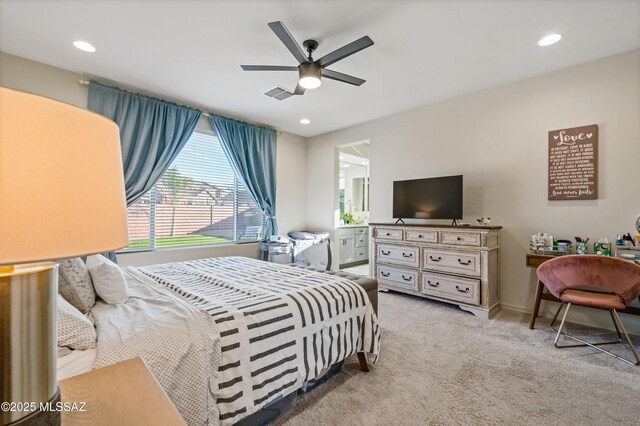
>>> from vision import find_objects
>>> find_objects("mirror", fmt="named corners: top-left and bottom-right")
top-left (339, 142), bottom-right (369, 224)
top-left (352, 176), bottom-right (369, 212)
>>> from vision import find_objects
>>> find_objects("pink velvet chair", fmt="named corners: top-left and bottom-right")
top-left (536, 255), bottom-right (640, 365)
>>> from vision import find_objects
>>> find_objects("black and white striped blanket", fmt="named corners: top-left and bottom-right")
top-left (138, 256), bottom-right (380, 425)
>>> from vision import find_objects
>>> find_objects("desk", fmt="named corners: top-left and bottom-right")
top-left (526, 253), bottom-right (640, 329)
top-left (59, 357), bottom-right (186, 426)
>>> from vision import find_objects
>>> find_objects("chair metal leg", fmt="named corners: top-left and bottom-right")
top-left (550, 302), bottom-right (565, 330)
top-left (550, 304), bottom-right (639, 366)
top-left (611, 310), bottom-right (640, 366)
top-left (554, 303), bottom-right (571, 347)
top-left (609, 310), bottom-right (623, 340)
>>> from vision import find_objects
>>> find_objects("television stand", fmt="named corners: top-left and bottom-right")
top-left (395, 218), bottom-right (405, 224)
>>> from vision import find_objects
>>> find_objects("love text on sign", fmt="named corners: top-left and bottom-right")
top-left (548, 124), bottom-right (598, 200)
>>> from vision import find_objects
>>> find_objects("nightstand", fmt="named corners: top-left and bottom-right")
top-left (59, 357), bottom-right (186, 426)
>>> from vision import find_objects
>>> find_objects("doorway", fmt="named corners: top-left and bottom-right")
top-left (336, 141), bottom-right (370, 277)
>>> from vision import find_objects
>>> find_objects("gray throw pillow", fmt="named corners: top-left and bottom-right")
top-left (58, 257), bottom-right (96, 314)
top-left (57, 294), bottom-right (96, 350)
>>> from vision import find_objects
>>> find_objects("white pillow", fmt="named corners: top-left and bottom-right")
top-left (57, 294), bottom-right (96, 350)
top-left (86, 254), bottom-right (128, 304)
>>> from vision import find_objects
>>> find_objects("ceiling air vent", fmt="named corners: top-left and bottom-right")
top-left (264, 86), bottom-right (293, 101)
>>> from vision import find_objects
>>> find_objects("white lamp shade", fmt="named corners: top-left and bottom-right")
top-left (0, 87), bottom-right (129, 265)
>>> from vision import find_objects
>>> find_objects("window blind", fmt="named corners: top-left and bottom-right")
top-left (123, 132), bottom-right (264, 250)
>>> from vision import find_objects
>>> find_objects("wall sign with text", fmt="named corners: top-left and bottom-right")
top-left (548, 124), bottom-right (598, 200)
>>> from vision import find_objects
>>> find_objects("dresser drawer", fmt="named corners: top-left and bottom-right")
top-left (353, 246), bottom-right (368, 261)
top-left (440, 232), bottom-right (481, 247)
top-left (423, 249), bottom-right (481, 277)
top-left (405, 229), bottom-right (438, 243)
top-left (420, 272), bottom-right (480, 305)
top-left (375, 227), bottom-right (403, 241)
top-left (354, 227), bottom-right (368, 236)
top-left (377, 265), bottom-right (418, 291)
top-left (339, 228), bottom-right (355, 237)
top-left (377, 244), bottom-right (419, 267)
top-left (355, 236), bottom-right (368, 248)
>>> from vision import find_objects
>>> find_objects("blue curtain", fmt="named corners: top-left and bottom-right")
top-left (87, 81), bottom-right (202, 205)
top-left (209, 115), bottom-right (278, 239)
top-left (88, 81), bottom-right (201, 261)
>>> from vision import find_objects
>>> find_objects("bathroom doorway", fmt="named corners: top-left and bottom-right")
top-left (336, 141), bottom-right (370, 277)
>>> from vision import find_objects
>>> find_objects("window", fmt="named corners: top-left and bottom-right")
top-left (123, 131), bottom-right (264, 250)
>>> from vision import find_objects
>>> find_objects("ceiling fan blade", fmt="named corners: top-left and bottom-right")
top-left (293, 83), bottom-right (306, 96)
top-left (316, 36), bottom-right (374, 68)
top-left (241, 65), bottom-right (298, 71)
top-left (321, 69), bottom-right (366, 86)
top-left (268, 21), bottom-right (308, 64)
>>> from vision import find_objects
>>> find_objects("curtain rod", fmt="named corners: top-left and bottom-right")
top-left (79, 78), bottom-right (213, 117)
top-left (78, 79), bottom-right (281, 134)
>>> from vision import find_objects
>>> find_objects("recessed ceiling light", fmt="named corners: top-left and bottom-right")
top-left (361, 160), bottom-right (369, 165)
top-left (343, 164), bottom-right (350, 168)
top-left (73, 41), bottom-right (96, 52)
top-left (538, 34), bottom-right (562, 47)
top-left (339, 155), bottom-right (345, 160)
top-left (300, 118), bottom-right (311, 125)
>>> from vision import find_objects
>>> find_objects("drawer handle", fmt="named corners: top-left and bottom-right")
top-left (429, 256), bottom-right (442, 262)
top-left (455, 286), bottom-right (470, 293)
top-left (402, 253), bottom-right (413, 258)
top-left (457, 236), bottom-right (462, 241)
top-left (381, 250), bottom-right (391, 255)
top-left (381, 271), bottom-right (390, 277)
top-left (458, 259), bottom-right (472, 266)
top-left (386, 233), bottom-right (391, 236)
top-left (418, 234), bottom-right (423, 238)
top-left (402, 275), bottom-right (413, 281)
top-left (427, 280), bottom-right (439, 287)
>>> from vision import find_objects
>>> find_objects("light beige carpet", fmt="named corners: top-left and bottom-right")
top-left (274, 292), bottom-right (640, 425)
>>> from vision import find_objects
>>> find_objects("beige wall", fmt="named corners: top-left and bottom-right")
top-left (0, 51), bottom-right (306, 266)
top-left (306, 49), bottom-right (640, 333)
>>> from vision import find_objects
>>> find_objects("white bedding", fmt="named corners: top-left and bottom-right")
top-left (57, 348), bottom-right (96, 381)
top-left (137, 257), bottom-right (381, 425)
top-left (58, 256), bottom-right (381, 426)
top-left (91, 269), bottom-right (221, 425)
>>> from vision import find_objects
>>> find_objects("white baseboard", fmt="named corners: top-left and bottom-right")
top-left (500, 301), bottom-right (640, 338)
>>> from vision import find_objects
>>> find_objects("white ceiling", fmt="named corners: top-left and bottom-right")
top-left (1, 1), bottom-right (639, 137)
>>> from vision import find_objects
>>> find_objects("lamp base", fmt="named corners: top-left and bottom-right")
top-left (8, 389), bottom-right (60, 426)
top-left (0, 263), bottom-right (58, 426)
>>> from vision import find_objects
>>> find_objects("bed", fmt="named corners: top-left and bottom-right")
top-left (58, 256), bottom-right (381, 425)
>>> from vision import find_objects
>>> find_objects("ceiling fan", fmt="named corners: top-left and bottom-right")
top-left (241, 21), bottom-right (374, 97)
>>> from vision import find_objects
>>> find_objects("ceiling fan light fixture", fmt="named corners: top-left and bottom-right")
top-left (299, 62), bottom-right (322, 89)
top-left (299, 76), bottom-right (321, 89)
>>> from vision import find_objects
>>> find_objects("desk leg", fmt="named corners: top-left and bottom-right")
top-left (529, 280), bottom-right (544, 329)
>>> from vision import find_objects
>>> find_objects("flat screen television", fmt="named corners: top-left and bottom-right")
top-left (393, 175), bottom-right (463, 221)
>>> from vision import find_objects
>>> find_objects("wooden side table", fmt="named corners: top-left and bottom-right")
top-left (526, 252), bottom-right (640, 329)
top-left (59, 357), bottom-right (186, 426)
top-left (526, 253), bottom-right (562, 329)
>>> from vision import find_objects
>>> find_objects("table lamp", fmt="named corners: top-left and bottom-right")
top-left (0, 87), bottom-right (128, 425)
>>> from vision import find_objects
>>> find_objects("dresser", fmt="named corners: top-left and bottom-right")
top-left (369, 223), bottom-right (502, 318)
top-left (338, 225), bottom-right (369, 267)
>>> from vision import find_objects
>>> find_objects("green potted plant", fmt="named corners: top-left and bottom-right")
top-left (340, 212), bottom-right (354, 225)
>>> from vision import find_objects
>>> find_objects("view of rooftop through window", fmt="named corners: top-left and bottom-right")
top-left (123, 132), bottom-right (264, 250)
